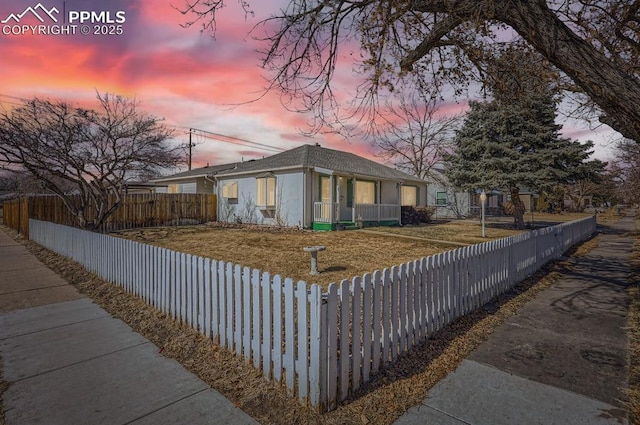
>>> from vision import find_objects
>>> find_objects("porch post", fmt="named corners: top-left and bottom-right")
top-left (397, 183), bottom-right (402, 225)
top-left (329, 175), bottom-right (334, 224)
top-left (378, 181), bottom-right (381, 222)
top-left (352, 177), bottom-right (356, 223)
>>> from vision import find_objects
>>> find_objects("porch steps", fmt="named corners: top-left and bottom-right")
top-left (336, 221), bottom-right (359, 230)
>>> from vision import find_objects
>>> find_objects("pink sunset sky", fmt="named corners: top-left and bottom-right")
top-left (0, 0), bottom-right (618, 173)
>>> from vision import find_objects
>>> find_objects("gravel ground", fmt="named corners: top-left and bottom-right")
top-left (1, 225), bottom-right (602, 424)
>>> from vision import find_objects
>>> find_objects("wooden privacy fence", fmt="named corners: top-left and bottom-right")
top-left (28, 216), bottom-right (596, 412)
top-left (1, 198), bottom-right (28, 236)
top-left (3, 193), bottom-right (217, 237)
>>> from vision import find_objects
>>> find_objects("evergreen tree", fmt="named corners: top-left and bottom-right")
top-left (445, 93), bottom-right (604, 229)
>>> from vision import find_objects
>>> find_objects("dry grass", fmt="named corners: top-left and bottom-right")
top-left (1, 223), bottom-right (603, 425)
top-left (625, 218), bottom-right (640, 424)
top-left (113, 225), bottom-right (449, 289)
top-left (0, 356), bottom-right (6, 425)
top-left (112, 213), bottom-right (594, 289)
top-left (369, 219), bottom-right (522, 244)
top-left (372, 212), bottom-right (590, 243)
top-left (112, 221), bottom-right (522, 289)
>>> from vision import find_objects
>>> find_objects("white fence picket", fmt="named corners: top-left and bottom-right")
top-left (263, 272), bottom-right (273, 379)
top-left (242, 267), bottom-right (251, 361)
top-left (326, 284), bottom-right (338, 411)
top-left (362, 274), bottom-right (373, 382)
top-left (297, 281), bottom-right (308, 401)
top-left (399, 264), bottom-right (407, 354)
top-left (234, 264), bottom-right (243, 352)
top-left (251, 269), bottom-right (261, 369)
top-left (284, 278), bottom-right (295, 395)
top-left (272, 275), bottom-right (283, 382)
top-left (218, 261), bottom-right (226, 347)
top-left (339, 279), bottom-right (349, 400)
top-left (352, 276), bottom-right (362, 391)
top-left (211, 260), bottom-right (219, 342)
top-left (309, 284), bottom-right (322, 407)
top-left (371, 270), bottom-right (382, 374)
top-left (225, 262), bottom-right (233, 351)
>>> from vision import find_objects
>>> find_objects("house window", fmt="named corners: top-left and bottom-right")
top-left (320, 176), bottom-right (331, 202)
top-left (436, 191), bottom-right (447, 206)
top-left (355, 181), bottom-right (376, 204)
top-left (256, 176), bottom-right (276, 208)
top-left (221, 181), bottom-right (238, 199)
top-left (401, 186), bottom-right (418, 206)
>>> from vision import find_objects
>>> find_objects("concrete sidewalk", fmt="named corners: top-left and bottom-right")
top-left (396, 214), bottom-right (635, 425)
top-left (0, 227), bottom-right (258, 425)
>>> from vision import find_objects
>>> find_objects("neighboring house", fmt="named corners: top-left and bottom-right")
top-left (121, 182), bottom-right (168, 194)
top-left (154, 144), bottom-right (428, 230)
top-left (425, 165), bottom-right (539, 218)
top-left (151, 164), bottom-right (237, 194)
top-left (425, 166), bottom-right (473, 218)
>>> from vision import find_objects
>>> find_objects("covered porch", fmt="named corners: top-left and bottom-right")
top-left (312, 201), bottom-right (401, 230)
top-left (311, 173), bottom-right (407, 230)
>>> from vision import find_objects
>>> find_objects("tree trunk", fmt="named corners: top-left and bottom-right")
top-left (509, 187), bottom-right (526, 230)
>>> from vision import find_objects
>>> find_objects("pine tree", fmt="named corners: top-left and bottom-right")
top-left (445, 93), bottom-right (603, 229)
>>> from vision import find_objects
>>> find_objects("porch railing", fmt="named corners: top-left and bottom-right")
top-left (354, 203), bottom-right (400, 222)
top-left (313, 202), bottom-right (339, 223)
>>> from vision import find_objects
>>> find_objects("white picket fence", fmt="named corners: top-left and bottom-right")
top-left (29, 216), bottom-right (595, 412)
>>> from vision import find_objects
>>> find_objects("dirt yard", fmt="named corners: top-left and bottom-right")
top-left (370, 212), bottom-right (591, 244)
top-left (113, 213), bottom-right (593, 288)
top-left (112, 222), bottom-right (523, 288)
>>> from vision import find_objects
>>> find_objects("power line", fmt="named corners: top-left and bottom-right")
top-left (0, 93), bottom-right (287, 154)
top-left (0, 93), bottom-right (29, 108)
top-left (0, 93), bottom-right (30, 102)
top-left (168, 125), bottom-right (286, 153)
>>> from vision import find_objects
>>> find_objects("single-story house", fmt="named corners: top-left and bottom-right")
top-left (425, 166), bottom-right (473, 218)
top-left (120, 182), bottom-right (168, 194)
top-left (151, 163), bottom-right (236, 194)
top-left (153, 144), bottom-right (428, 230)
top-left (426, 165), bottom-right (539, 218)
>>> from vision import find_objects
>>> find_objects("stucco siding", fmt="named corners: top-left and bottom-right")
top-left (218, 172), bottom-right (304, 227)
top-left (380, 181), bottom-right (398, 204)
top-left (196, 177), bottom-right (215, 193)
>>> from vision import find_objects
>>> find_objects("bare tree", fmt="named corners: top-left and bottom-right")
top-left (181, 1), bottom-right (640, 142)
top-left (610, 138), bottom-right (640, 204)
top-left (0, 93), bottom-right (183, 229)
top-left (374, 93), bottom-right (458, 180)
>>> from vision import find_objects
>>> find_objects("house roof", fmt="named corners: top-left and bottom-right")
top-left (153, 144), bottom-right (426, 184)
top-left (151, 163), bottom-right (237, 182)
top-left (217, 144), bottom-right (426, 184)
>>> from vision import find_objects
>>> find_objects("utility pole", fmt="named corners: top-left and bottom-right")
top-left (188, 128), bottom-right (193, 170)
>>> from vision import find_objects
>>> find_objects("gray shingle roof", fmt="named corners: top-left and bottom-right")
top-left (151, 163), bottom-right (237, 182)
top-left (217, 144), bottom-right (426, 184)
top-left (153, 144), bottom-right (426, 184)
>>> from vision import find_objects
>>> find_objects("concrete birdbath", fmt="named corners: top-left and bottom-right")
top-left (303, 246), bottom-right (326, 275)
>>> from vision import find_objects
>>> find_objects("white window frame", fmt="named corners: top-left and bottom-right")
top-left (355, 180), bottom-right (376, 205)
top-left (401, 185), bottom-right (418, 207)
top-left (256, 176), bottom-right (276, 208)
top-left (221, 181), bottom-right (238, 199)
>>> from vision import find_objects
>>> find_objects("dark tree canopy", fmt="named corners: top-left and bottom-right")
top-left (182, 1), bottom-right (640, 141)
top-left (0, 94), bottom-right (182, 229)
top-left (445, 93), bottom-right (605, 228)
